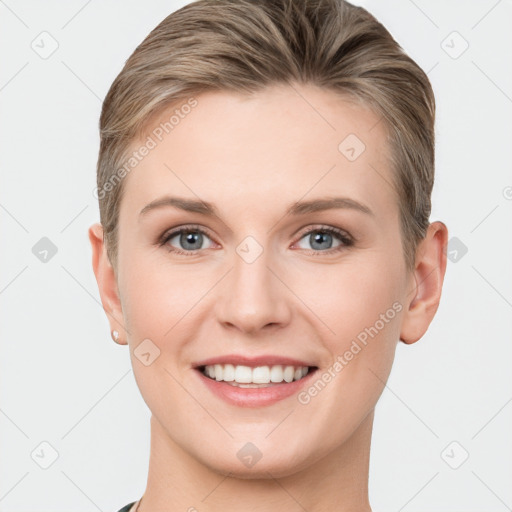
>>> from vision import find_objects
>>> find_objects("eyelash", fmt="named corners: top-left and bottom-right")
top-left (158, 224), bottom-right (354, 256)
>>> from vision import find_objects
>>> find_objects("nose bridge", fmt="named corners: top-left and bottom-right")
top-left (216, 239), bottom-right (290, 333)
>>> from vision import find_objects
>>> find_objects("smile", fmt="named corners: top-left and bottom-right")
top-left (193, 355), bottom-right (319, 407)
top-left (200, 364), bottom-right (311, 387)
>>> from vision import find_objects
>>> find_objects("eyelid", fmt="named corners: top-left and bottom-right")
top-left (160, 223), bottom-right (212, 238)
top-left (293, 224), bottom-right (353, 243)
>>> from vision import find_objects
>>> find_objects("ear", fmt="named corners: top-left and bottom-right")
top-left (400, 221), bottom-right (448, 344)
top-left (88, 222), bottom-right (128, 345)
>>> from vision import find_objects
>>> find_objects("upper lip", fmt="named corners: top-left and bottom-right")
top-left (193, 354), bottom-right (316, 368)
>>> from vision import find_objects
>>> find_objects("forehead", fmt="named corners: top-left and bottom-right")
top-left (120, 83), bottom-right (397, 222)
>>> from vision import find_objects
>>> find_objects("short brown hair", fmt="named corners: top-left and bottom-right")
top-left (96, 0), bottom-right (435, 272)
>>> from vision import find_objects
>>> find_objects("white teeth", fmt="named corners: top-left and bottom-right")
top-left (234, 365), bottom-right (252, 383)
top-left (283, 366), bottom-right (295, 383)
top-left (252, 366), bottom-right (270, 384)
top-left (270, 365), bottom-right (283, 383)
top-left (202, 364), bottom-right (311, 384)
top-left (223, 363), bottom-right (235, 381)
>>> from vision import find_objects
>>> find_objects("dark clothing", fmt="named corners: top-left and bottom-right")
top-left (117, 503), bottom-right (136, 512)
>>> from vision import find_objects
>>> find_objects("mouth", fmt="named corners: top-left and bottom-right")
top-left (197, 363), bottom-right (316, 388)
top-left (192, 356), bottom-right (318, 407)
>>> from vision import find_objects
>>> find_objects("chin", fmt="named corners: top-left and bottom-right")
top-left (204, 456), bottom-right (308, 480)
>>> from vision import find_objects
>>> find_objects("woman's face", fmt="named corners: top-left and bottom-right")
top-left (108, 83), bottom-right (418, 476)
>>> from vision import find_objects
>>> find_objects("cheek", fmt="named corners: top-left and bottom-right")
top-left (121, 262), bottom-right (195, 419)
top-left (294, 253), bottom-right (405, 347)
top-left (294, 258), bottom-right (404, 430)
top-left (120, 256), bottom-right (202, 341)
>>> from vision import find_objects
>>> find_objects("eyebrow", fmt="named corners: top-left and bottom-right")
top-left (139, 195), bottom-right (374, 219)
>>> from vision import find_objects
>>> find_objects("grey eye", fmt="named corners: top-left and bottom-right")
top-left (296, 230), bottom-right (343, 251)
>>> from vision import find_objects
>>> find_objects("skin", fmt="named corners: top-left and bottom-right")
top-left (89, 82), bottom-right (448, 512)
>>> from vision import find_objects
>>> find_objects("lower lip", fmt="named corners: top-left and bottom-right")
top-left (195, 368), bottom-right (317, 408)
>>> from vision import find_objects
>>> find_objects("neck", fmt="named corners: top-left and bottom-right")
top-left (139, 411), bottom-right (374, 512)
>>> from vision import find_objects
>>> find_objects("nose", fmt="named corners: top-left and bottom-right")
top-left (215, 246), bottom-right (292, 335)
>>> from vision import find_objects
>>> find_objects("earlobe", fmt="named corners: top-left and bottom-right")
top-left (88, 223), bottom-right (128, 345)
top-left (400, 221), bottom-right (448, 344)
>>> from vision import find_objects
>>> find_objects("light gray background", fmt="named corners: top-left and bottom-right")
top-left (1, 1), bottom-right (511, 511)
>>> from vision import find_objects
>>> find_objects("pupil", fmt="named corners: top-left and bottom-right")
top-left (181, 231), bottom-right (202, 250)
top-left (311, 232), bottom-right (332, 250)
